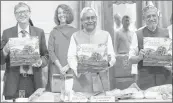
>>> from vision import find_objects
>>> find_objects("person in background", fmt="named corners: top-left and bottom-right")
top-left (114, 15), bottom-right (136, 55)
top-left (1, 2), bottom-right (48, 100)
top-left (114, 13), bottom-right (122, 32)
top-left (167, 13), bottom-right (172, 39)
top-left (46, 4), bottom-right (77, 93)
top-left (129, 5), bottom-right (172, 90)
top-left (67, 7), bottom-right (116, 93)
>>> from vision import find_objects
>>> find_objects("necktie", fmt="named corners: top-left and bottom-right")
top-left (21, 30), bottom-right (29, 72)
top-left (21, 30), bottom-right (27, 37)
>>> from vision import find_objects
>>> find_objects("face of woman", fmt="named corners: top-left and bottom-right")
top-left (58, 7), bottom-right (66, 24)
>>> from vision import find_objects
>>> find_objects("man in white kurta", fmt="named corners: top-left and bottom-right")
top-left (67, 7), bottom-right (116, 93)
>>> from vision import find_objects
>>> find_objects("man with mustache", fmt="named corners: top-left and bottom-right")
top-left (67, 7), bottom-right (116, 93)
top-left (129, 5), bottom-right (172, 90)
top-left (1, 2), bottom-right (48, 100)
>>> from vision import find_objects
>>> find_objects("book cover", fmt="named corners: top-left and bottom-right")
top-left (143, 37), bottom-right (172, 66)
top-left (76, 44), bottom-right (109, 73)
top-left (9, 36), bottom-right (40, 66)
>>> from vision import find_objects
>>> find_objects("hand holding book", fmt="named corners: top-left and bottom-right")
top-left (32, 58), bottom-right (42, 67)
top-left (138, 49), bottom-right (145, 61)
top-left (3, 41), bottom-right (10, 56)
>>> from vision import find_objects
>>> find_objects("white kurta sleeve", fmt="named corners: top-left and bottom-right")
top-left (129, 32), bottom-right (139, 74)
top-left (107, 33), bottom-right (116, 67)
top-left (129, 32), bottom-right (139, 59)
top-left (67, 34), bottom-right (78, 71)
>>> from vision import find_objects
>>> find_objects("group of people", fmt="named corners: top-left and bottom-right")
top-left (114, 5), bottom-right (172, 90)
top-left (1, 2), bottom-right (172, 101)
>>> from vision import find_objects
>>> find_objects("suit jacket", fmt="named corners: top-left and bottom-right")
top-left (0, 25), bottom-right (49, 97)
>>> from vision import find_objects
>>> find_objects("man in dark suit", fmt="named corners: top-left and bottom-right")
top-left (1, 2), bottom-right (49, 100)
top-left (129, 5), bottom-right (172, 90)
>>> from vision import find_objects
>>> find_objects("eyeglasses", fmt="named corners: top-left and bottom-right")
top-left (83, 16), bottom-right (97, 21)
top-left (15, 10), bottom-right (30, 15)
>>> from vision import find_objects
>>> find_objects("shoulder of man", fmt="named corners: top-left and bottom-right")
top-left (71, 30), bottom-right (81, 38)
top-left (98, 29), bottom-right (111, 36)
top-left (157, 26), bottom-right (169, 32)
top-left (135, 26), bottom-right (146, 35)
top-left (158, 27), bottom-right (169, 37)
top-left (3, 26), bottom-right (16, 33)
top-left (2, 26), bottom-right (17, 38)
top-left (31, 26), bottom-right (44, 33)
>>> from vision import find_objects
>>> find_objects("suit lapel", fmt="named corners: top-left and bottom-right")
top-left (30, 26), bottom-right (37, 36)
top-left (11, 25), bottom-right (18, 38)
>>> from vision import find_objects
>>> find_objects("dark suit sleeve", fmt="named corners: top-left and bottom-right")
top-left (40, 30), bottom-right (49, 68)
top-left (1, 30), bottom-right (8, 65)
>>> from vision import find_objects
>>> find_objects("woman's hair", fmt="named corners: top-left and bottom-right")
top-left (54, 4), bottom-right (74, 25)
top-left (29, 19), bottom-right (34, 26)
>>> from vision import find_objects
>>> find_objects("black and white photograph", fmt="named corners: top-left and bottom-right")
top-left (0, 0), bottom-right (172, 102)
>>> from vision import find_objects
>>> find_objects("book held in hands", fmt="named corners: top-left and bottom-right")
top-left (143, 37), bottom-right (172, 66)
top-left (9, 36), bottom-right (40, 66)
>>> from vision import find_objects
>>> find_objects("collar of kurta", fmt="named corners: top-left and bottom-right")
top-left (145, 26), bottom-right (159, 34)
top-left (83, 28), bottom-right (96, 35)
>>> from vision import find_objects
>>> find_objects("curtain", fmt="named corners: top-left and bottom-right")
top-left (154, 1), bottom-right (172, 28)
top-left (91, 1), bottom-right (103, 30)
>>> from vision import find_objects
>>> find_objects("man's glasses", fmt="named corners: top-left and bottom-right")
top-left (15, 10), bottom-right (30, 15)
top-left (84, 16), bottom-right (97, 21)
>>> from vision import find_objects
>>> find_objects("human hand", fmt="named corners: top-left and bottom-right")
top-left (32, 58), bottom-right (42, 67)
top-left (61, 65), bottom-right (70, 75)
top-left (164, 66), bottom-right (172, 73)
top-left (3, 41), bottom-right (10, 56)
top-left (138, 49), bottom-right (145, 61)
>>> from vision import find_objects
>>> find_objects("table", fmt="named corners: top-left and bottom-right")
top-left (33, 92), bottom-right (172, 102)
top-left (118, 99), bottom-right (172, 102)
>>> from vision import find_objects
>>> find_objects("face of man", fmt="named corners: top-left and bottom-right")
top-left (82, 9), bottom-right (97, 32)
top-left (144, 10), bottom-right (158, 30)
top-left (15, 5), bottom-right (31, 24)
top-left (122, 17), bottom-right (130, 29)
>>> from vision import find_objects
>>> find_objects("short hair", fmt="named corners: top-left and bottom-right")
top-left (14, 2), bottom-right (31, 14)
top-left (80, 7), bottom-right (97, 21)
top-left (54, 4), bottom-right (74, 25)
top-left (122, 15), bottom-right (130, 22)
top-left (142, 5), bottom-right (158, 16)
top-left (114, 13), bottom-right (121, 21)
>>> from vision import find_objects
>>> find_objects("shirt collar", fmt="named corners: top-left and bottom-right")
top-left (18, 24), bottom-right (30, 34)
top-left (146, 26), bottom-right (158, 34)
